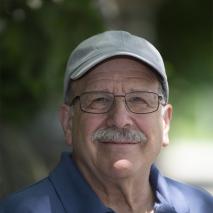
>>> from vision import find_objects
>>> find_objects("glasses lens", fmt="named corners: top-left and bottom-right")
top-left (126, 92), bottom-right (159, 113)
top-left (80, 92), bottom-right (113, 113)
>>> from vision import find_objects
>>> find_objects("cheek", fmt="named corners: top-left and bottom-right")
top-left (73, 113), bottom-right (105, 145)
top-left (136, 114), bottom-right (164, 147)
top-left (150, 118), bottom-right (164, 152)
top-left (72, 114), bottom-right (107, 166)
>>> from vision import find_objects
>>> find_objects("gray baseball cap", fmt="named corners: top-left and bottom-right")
top-left (64, 30), bottom-right (169, 102)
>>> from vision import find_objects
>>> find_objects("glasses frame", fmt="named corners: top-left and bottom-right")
top-left (69, 91), bottom-right (166, 114)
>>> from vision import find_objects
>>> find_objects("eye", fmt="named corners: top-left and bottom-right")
top-left (87, 95), bottom-right (112, 109)
top-left (128, 96), bottom-right (148, 104)
top-left (92, 96), bottom-right (110, 104)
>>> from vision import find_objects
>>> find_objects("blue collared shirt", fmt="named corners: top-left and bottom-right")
top-left (0, 152), bottom-right (213, 213)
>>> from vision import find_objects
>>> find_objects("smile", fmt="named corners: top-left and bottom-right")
top-left (99, 141), bottom-right (140, 145)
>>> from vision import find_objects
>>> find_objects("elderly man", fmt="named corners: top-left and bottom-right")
top-left (0, 31), bottom-right (213, 213)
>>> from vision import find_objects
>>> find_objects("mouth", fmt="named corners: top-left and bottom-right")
top-left (99, 141), bottom-right (140, 145)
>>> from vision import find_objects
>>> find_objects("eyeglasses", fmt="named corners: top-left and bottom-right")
top-left (69, 91), bottom-right (166, 114)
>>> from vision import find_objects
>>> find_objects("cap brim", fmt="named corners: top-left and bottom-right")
top-left (69, 50), bottom-right (163, 80)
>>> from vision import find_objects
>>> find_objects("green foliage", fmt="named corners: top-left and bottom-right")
top-left (156, 0), bottom-right (213, 140)
top-left (156, 0), bottom-right (212, 88)
top-left (0, 0), bottom-right (104, 124)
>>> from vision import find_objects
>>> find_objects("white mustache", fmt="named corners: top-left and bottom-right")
top-left (92, 127), bottom-right (147, 144)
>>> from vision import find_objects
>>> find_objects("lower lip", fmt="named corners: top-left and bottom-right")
top-left (99, 142), bottom-right (139, 145)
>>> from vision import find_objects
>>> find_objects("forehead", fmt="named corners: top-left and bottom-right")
top-left (72, 56), bottom-right (160, 93)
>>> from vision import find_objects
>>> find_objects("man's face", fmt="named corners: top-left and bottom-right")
top-left (60, 57), bottom-right (172, 180)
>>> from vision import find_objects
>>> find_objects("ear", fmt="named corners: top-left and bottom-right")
top-left (162, 104), bottom-right (173, 147)
top-left (59, 104), bottom-right (73, 145)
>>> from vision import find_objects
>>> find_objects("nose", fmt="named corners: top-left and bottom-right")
top-left (106, 96), bottom-right (134, 128)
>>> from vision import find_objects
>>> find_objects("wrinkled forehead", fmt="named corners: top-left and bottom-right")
top-left (70, 56), bottom-right (162, 94)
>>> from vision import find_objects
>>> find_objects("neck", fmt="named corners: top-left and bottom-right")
top-left (97, 177), bottom-right (155, 213)
top-left (75, 157), bottom-right (155, 213)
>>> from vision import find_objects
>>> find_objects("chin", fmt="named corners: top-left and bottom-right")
top-left (103, 158), bottom-right (136, 179)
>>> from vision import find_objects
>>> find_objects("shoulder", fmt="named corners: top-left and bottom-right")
top-left (165, 177), bottom-right (213, 212)
top-left (0, 177), bottom-right (63, 213)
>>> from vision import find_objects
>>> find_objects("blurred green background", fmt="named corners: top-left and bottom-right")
top-left (0, 0), bottom-right (212, 197)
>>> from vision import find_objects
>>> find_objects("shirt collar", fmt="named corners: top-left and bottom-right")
top-left (49, 152), bottom-right (112, 213)
top-left (150, 165), bottom-right (189, 213)
top-left (49, 152), bottom-right (189, 213)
